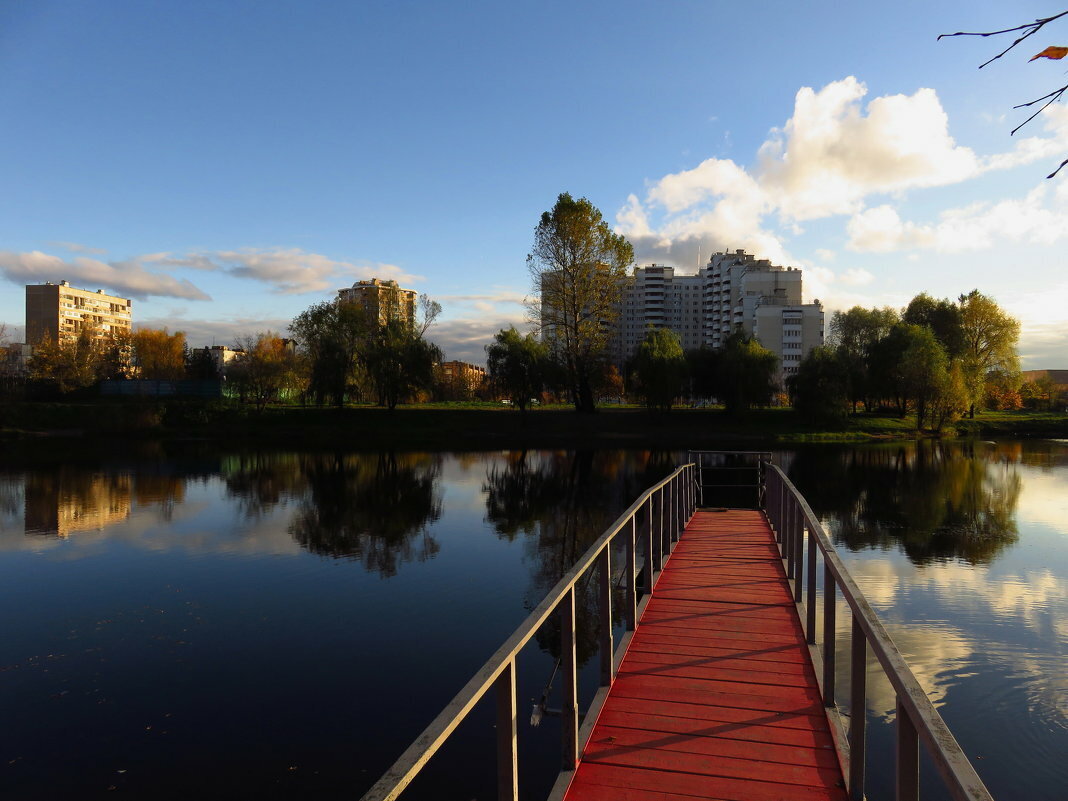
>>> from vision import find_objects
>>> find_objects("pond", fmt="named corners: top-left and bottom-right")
top-left (0, 440), bottom-right (1064, 800)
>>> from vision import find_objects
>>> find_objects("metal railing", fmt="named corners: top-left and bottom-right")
top-left (361, 463), bottom-right (698, 801)
top-left (765, 464), bottom-right (994, 801)
top-left (688, 449), bottom-right (772, 508)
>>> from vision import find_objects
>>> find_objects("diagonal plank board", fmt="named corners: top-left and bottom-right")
top-left (562, 510), bottom-right (846, 801)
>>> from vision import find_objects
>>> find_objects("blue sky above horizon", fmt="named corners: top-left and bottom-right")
top-left (2, 0), bottom-right (1066, 366)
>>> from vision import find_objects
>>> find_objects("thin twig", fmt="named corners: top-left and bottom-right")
top-left (1048, 157), bottom-right (1068, 178)
top-left (938, 11), bottom-right (1068, 69)
top-left (1011, 84), bottom-right (1068, 134)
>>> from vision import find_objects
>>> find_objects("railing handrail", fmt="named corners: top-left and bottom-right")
top-left (362, 462), bottom-right (696, 801)
top-left (764, 463), bottom-right (993, 801)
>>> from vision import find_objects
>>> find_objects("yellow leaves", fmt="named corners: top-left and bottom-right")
top-left (1029, 46), bottom-right (1068, 61)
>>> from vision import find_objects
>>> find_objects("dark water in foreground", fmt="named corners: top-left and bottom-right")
top-left (0, 441), bottom-right (1065, 800)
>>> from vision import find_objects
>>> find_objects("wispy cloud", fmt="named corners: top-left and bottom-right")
top-left (143, 247), bottom-right (424, 295)
top-left (0, 250), bottom-right (211, 301)
top-left (47, 241), bottom-right (108, 256)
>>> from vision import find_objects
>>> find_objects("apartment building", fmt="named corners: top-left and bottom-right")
top-left (612, 265), bottom-right (703, 365)
top-left (440, 360), bottom-right (486, 397)
top-left (337, 278), bottom-right (417, 327)
top-left (609, 250), bottom-right (824, 384)
top-left (189, 344), bottom-right (246, 376)
top-left (25, 281), bottom-right (133, 346)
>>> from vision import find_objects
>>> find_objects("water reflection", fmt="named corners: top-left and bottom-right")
top-left (483, 450), bottom-right (677, 665)
top-left (789, 441), bottom-right (1021, 564)
top-left (21, 468), bottom-right (188, 537)
top-left (288, 452), bottom-right (443, 576)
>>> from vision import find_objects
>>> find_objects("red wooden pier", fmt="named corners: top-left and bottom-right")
top-left (562, 509), bottom-right (845, 801)
top-left (363, 456), bottom-right (992, 801)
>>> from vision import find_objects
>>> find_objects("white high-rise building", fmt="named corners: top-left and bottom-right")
top-left (610, 250), bottom-right (824, 384)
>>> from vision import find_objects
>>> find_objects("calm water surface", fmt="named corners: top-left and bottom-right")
top-left (0, 441), bottom-right (1065, 800)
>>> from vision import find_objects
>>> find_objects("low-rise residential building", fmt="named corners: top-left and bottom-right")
top-left (440, 360), bottom-right (486, 398)
top-left (189, 345), bottom-right (246, 376)
top-left (2, 343), bottom-right (31, 376)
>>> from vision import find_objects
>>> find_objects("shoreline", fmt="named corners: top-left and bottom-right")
top-left (2, 402), bottom-right (1066, 451)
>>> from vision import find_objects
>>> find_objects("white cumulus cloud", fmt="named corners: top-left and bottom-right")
top-left (615, 76), bottom-right (1068, 270)
top-left (846, 184), bottom-right (1068, 253)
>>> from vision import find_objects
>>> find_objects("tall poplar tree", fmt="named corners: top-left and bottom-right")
top-left (958, 290), bottom-right (1020, 417)
top-left (528, 192), bottom-right (633, 413)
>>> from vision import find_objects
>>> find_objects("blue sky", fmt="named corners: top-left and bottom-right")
top-left (2, 0), bottom-right (1066, 366)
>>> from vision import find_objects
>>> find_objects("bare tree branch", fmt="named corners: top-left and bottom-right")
top-left (938, 11), bottom-right (1068, 68)
top-left (1011, 83), bottom-right (1068, 134)
top-left (940, 11), bottom-right (1068, 177)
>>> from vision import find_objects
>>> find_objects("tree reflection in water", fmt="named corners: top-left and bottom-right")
top-left (483, 450), bottom-right (677, 665)
top-left (223, 453), bottom-right (307, 519)
top-left (289, 452), bottom-right (443, 576)
top-left (789, 440), bottom-right (1021, 564)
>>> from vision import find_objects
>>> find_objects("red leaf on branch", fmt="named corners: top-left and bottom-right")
top-left (1029, 46), bottom-right (1068, 61)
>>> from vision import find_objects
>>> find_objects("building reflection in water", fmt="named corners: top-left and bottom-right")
top-left (24, 472), bottom-right (133, 537)
top-left (22, 469), bottom-right (187, 538)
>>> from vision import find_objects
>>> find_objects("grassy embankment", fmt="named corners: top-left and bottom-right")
top-left (2, 400), bottom-right (1065, 449)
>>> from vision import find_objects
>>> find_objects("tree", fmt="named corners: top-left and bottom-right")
top-left (830, 306), bottom-right (899, 412)
top-left (632, 328), bottom-right (687, 412)
top-left (289, 301), bottom-right (369, 406)
top-left (227, 333), bottom-right (303, 411)
top-left (897, 325), bottom-right (950, 431)
top-left (958, 290), bottom-right (1020, 417)
top-left (788, 346), bottom-right (851, 426)
top-left (719, 333), bottom-right (778, 416)
top-left (940, 11), bottom-right (1068, 178)
top-left (1021, 375), bottom-right (1056, 410)
top-left (528, 192), bottom-right (634, 413)
top-left (363, 319), bottom-right (442, 410)
top-left (902, 293), bottom-right (964, 358)
top-left (485, 327), bottom-right (548, 414)
top-left (28, 329), bottom-right (110, 392)
top-left (132, 328), bottom-right (186, 380)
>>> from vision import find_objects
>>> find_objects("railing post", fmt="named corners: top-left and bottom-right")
top-left (598, 546), bottom-right (614, 686)
top-left (785, 498), bottom-right (795, 574)
top-left (658, 488), bottom-right (667, 566)
top-left (561, 587), bottom-right (578, 771)
top-left (494, 660), bottom-right (518, 801)
top-left (644, 499), bottom-right (655, 594)
top-left (823, 564), bottom-right (836, 703)
top-left (849, 616), bottom-right (867, 801)
top-left (669, 479), bottom-right (676, 544)
top-left (806, 515), bottom-right (817, 637)
top-left (625, 517), bottom-right (637, 631)
top-left (776, 481), bottom-right (785, 544)
top-left (896, 697), bottom-right (919, 801)
top-left (793, 508), bottom-right (804, 604)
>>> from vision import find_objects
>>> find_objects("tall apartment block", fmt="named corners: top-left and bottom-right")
top-left (25, 281), bottom-right (133, 347)
top-left (610, 250), bottom-right (824, 384)
top-left (337, 278), bottom-right (417, 327)
top-left (612, 265), bottom-right (704, 365)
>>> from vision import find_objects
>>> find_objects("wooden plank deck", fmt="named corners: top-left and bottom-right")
top-left (562, 510), bottom-right (846, 801)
